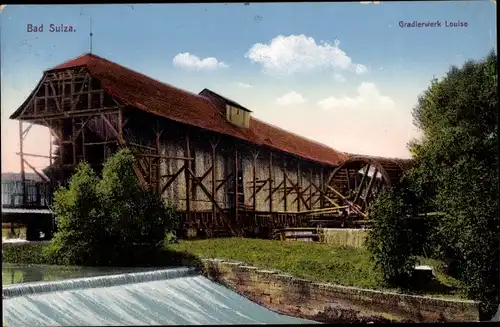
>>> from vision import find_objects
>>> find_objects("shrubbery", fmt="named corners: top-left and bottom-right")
top-left (44, 149), bottom-right (182, 266)
top-left (365, 185), bottom-right (418, 287)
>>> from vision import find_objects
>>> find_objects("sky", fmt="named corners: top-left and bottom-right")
top-left (0, 2), bottom-right (497, 173)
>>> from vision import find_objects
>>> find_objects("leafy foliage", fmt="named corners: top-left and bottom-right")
top-left (366, 51), bottom-right (498, 317)
top-left (366, 186), bottom-right (418, 287)
top-left (44, 149), bottom-right (181, 266)
top-left (408, 51), bottom-right (498, 317)
top-left (369, 52), bottom-right (500, 313)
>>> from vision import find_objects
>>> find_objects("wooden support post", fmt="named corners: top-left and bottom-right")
top-left (363, 168), bottom-right (378, 209)
top-left (81, 120), bottom-right (86, 161)
top-left (354, 164), bottom-right (370, 204)
top-left (211, 140), bottom-right (218, 224)
top-left (49, 129), bottom-right (53, 166)
top-left (283, 161), bottom-right (287, 212)
top-left (252, 151), bottom-right (258, 213)
top-left (19, 121), bottom-right (26, 206)
top-left (44, 83), bottom-right (48, 116)
top-left (185, 131), bottom-right (191, 227)
top-left (71, 117), bottom-right (77, 164)
top-left (269, 153), bottom-right (273, 212)
top-left (297, 162), bottom-right (301, 212)
top-left (118, 109), bottom-right (124, 143)
top-left (320, 167), bottom-right (325, 208)
top-left (58, 120), bottom-right (64, 182)
top-left (309, 169), bottom-right (313, 209)
top-left (234, 146), bottom-right (239, 224)
top-left (155, 125), bottom-right (161, 195)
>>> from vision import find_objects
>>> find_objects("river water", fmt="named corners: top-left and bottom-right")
top-left (2, 263), bottom-right (316, 326)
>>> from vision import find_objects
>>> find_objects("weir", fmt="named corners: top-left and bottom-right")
top-left (2, 267), bottom-right (314, 326)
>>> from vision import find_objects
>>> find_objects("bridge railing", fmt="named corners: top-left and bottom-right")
top-left (1, 180), bottom-right (58, 209)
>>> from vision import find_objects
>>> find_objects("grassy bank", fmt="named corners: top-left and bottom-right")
top-left (168, 238), bottom-right (466, 299)
top-left (2, 238), bottom-right (465, 299)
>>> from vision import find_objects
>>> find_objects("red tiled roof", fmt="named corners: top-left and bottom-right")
top-left (44, 53), bottom-right (348, 166)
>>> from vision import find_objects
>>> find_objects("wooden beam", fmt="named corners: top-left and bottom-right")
top-left (18, 121), bottom-right (26, 206)
top-left (210, 139), bottom-right (219, 220)
top-left (354, 164), bottom-right (370, 204)
top-left (22, 159), bottom-right (50, 182)
top-left (71, 117), bottom-right (77, 165)
top-left (283, 161), bottom-right (287, 211)
top-left (184, 132), bottom-right (191, 227)
top-left (84, 141), bottom-right (118, 146)
top-left (81, 119), bottom-right (86, 161)
top-left (252, 151), bottom-right (258, 213)
top-left (269, 153), bottom-right (273, 212)
top-left (16, 152), bottom-right (51, 159)
top-left (186, 166), bottom-right (237, 236)
top-left (160, 165), bottom-right (185, 194)
top-left (320, 167), bottom-right (325, 208)
top-left (21, 124), bottom-right (33, 140)
top-left (216, 173), bottom-right (232, 192)
top-left (20, 106), bottom-right (121, 121)
top-left (327, 185), bottom-right (368, 218)
top-left (49, 129), bottom-right (53, 166)
top-left (247, 179), bottom-right (268, 202)
top-left (297, 162), bottom-right (301, 212)
top-left (280, 164), bottom-right (311, 211)
top-left (362, 168), bottom-right (378, 210)
top-left (234, 146), bottom-right (239, 223)
top-left (155, 124), bottom-right (162, 195)
top-left (265, 180), bottom-right (283, 201)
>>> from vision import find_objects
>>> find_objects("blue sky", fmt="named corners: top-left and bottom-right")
top-left (1, 2), bottom-right (497, 172)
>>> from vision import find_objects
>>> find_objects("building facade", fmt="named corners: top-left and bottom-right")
top-left (9, 53), bottom-right (408, 237)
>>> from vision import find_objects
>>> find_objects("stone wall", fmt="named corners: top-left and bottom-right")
top-left (202, 259), bottom-right (480, 323)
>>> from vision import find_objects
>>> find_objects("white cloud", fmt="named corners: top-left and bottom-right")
top-left (172, 52), bottom-right (228, 70)
top-left (333, 73), bottom-right (346, 83)
top-left (246, 34), bottom-right (368, 75)
top-left (236, 82), bottom-right (252, 88)
top-left (0, 5), bottom-right (6, 13)
top-left (275, 91), bottom-right (308, 106)
top-left (353, 64), bottom-right (368, 75)
top-left (317, 82), bottom-right (395, 111)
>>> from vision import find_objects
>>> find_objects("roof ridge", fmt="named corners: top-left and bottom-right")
top-left (49, 53), bottom-right (212, 102)
top-left (251, 116), bottom-right (346, 154)
top-left (21, 53), bottom-right (347, 166)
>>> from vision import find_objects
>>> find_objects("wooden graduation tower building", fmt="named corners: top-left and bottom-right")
top-left (10, 53), bottom-right (410, 237)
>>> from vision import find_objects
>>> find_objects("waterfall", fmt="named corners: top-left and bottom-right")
top-left (2, 267), bottom-right (316, 326)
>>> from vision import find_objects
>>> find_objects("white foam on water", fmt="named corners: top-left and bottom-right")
top-left (3, 267), bottom-right (197, 298)
top-left (3, 268), bottom-right (315, 326)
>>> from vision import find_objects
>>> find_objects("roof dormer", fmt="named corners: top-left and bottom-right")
top-left (199, 88), bottom-right (252, 128)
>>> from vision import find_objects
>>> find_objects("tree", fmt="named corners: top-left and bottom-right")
top-left (408, 50), bottom-right (498, 317)
top-left (45, 149), bottom-right (179, 266)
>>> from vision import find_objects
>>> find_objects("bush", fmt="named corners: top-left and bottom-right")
top-left (3, 242), bottom-right (52, 265)
top-left (44, 149), bottom-right (179, 266)
top-left (366, 186), bottom-right (418, 288)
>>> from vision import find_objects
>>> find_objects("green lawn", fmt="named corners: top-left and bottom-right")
top-left (168, 238), bottom-right (466, 299)
top-left (2, 236), bottom-right (466, 299)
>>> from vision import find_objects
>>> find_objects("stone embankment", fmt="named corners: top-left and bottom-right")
top-left (202, 258), bottom-right (480, 323)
